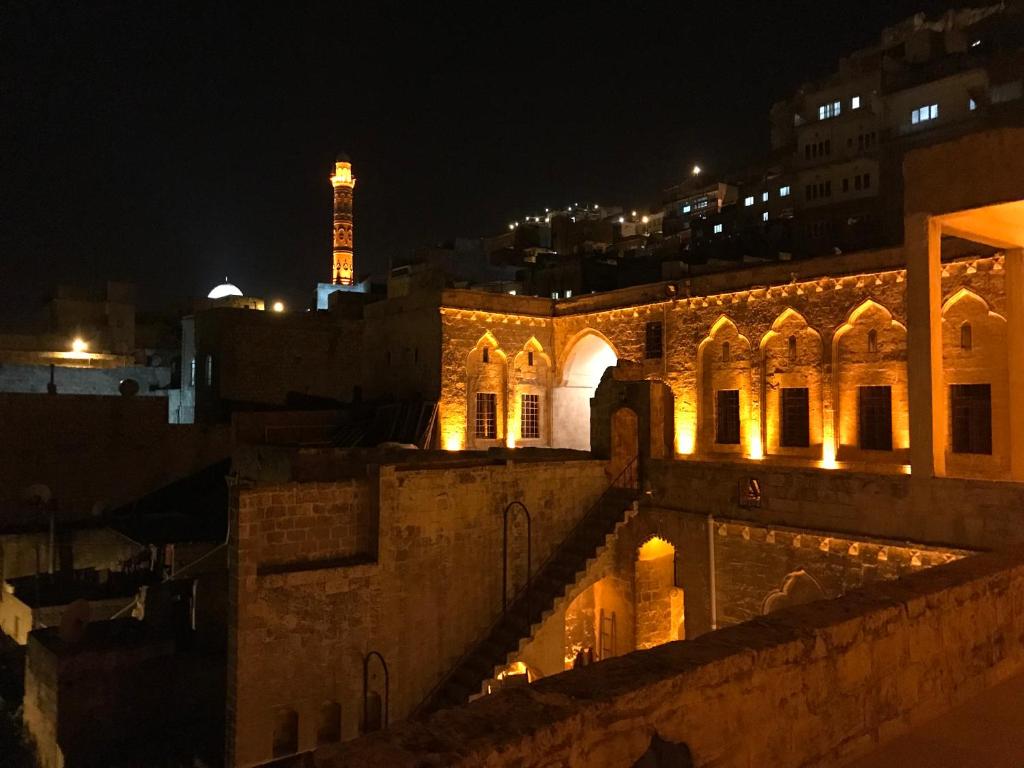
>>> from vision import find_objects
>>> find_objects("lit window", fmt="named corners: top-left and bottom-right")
top-left (189, 357), bottom-right (196, 388)
top-left (744, 196), bottom-right (754, 207)
top-left (969, 98), bottom-right (977, 111)
top-left (551, 291), bottom-right (559, 299)
top-left (521, 394), bottom-right (540, 439)
top-left (762, 211), bottom-right (769, 222)
top-left (779, 185), bottom-right (791, 197)
top-left (762, 192), bottom-right (769, 202)
top-left (912, 104), bottom-right (939, 124)
top-left (852, 95), bottom-right (861, 109)
top-left (818, 100), bottom-right (841, 120)
top-left (682, 204), bottom-right (692, 213)
top-left (713, 224), bottom-right (723, 234)
top-left (565, 289), bottom-right (572, 298)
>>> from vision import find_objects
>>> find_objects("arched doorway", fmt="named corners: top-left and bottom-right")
top-left (635, 537), bottom-right (684, 649)
top-left (553, 332), bottom-right (618, 450)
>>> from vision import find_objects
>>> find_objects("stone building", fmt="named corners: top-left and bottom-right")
top-left (220, 126), bottom-right (1024, 768)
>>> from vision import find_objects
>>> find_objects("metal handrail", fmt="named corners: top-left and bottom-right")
top-left (413, 455), bottom-right (639, 716)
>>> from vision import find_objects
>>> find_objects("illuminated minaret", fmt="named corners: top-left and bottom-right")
top-left (330, 153), bottom-right (356, 285)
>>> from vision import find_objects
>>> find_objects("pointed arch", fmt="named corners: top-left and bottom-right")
top-left (557, 327), bottom-right (620, 377)
top-left (510, 337), bottom-right (552, 446)
top-left (760, 308), bottom-right (823, 457)
top-left (941, 287), bottom-right (1006, 322)
top-left (466, 330), bottom-right (509, 447)
top-left (832, 298), bottom-right (909, 462)
top-left (758, 307), bottom-right (822, 352)
top-left (697, 314), bottom-right (754, 456)
top-left (552, 328), bottom-right (619, 450)
top-left (467, 331), bottom-right (508, 365)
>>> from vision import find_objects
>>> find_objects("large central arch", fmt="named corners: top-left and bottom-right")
top-left (552, 330), bottom-right (618, 450)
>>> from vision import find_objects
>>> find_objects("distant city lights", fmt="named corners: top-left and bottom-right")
top-left (692, 164), bottom-right (702, 176)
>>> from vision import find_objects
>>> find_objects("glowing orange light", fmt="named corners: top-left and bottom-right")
top-left (272, 301), bottom-right (285, 313)
top-left (71, 338), bottom-right (87, 354)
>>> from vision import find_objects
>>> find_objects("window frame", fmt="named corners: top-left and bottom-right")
top-left (780, 387), bottom-right (811, 448)
top-left (858, 385), bottom-right (893, 451)
top-left (475, 392), bottom-right (498, 439)
top-left (520, 393), bottom-right (540, 440)
top-left (715, 389), bottom-right (741, 445)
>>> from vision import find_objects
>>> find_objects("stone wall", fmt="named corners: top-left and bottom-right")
top-left (226, 456), bottom-right (608, 767)
top-left (710, 519), bottom-right (967, 627)
top-left (323, 546), bottom-right (1024, 768)
top-left (0, 393), bottom-right (231, 520)
top-left (437, 249), bottom-right (1014, 479)
top-left (645, 457), bottom-right (1024, 551)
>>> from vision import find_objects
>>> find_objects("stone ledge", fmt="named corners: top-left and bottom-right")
top-left (318, 546), bottom-right (1024, 768)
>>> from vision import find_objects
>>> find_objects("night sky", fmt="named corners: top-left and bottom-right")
top-left (1, 1), bottom-right (954, 323)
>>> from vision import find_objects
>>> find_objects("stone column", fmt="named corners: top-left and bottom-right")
top-left (905, 213), bottom-right (946, 477)
top-left (1006, 249), bottom-right (1024, 481)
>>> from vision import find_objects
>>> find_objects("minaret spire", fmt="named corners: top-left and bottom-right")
top-left (330, 153), bottom-right (356, 285)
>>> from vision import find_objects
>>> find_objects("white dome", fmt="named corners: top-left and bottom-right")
top-left (208, 279), bottom-right (243, 299)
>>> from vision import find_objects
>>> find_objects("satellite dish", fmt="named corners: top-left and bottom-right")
top-left (119, 378), bottom-right (140, 396)
top-left (22, 484), bottom-right (52, 505)
top-left (59, 599), bottom-right (91, 644)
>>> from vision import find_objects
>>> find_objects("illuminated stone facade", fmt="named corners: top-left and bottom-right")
top-left (438, 251), bottom-right (1011, 480)
top-left (330, 155), bottom-right (356, 285)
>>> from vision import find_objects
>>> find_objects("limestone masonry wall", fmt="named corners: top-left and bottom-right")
top-left (227, 458), bottom-right (608, 767)
top-left (438, 252), bottom-right (1011, 477)
top-left (325, 546), bottom-right (1024, 768)
top-left (646, 457), bottom-right (1024, 550)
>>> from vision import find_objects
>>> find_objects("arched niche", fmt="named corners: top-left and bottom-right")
top-left (634, 536), bottom-right (684, 649)
top-left (941, 288), bottom-right (1009, 478)
top-left (833, 300), bottom-right (909, 463)
top-left (552, 329), bottom-right (618, 450)
top-left (759, 309), bottom-right (823, 458)
top-left (272, 707), bottom-right (299, 758)
top-left (466, 332), bottom-right (507, 449)
top-left (510, 337), bottom-right (552, 446)
top-left (698, 316), bottom-right (752, 455)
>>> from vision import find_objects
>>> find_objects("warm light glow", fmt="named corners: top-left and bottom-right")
top-left (746, 423), bottom-right (763, 460)
top-left (71, 338), bottom-right (87, 354)
top-left (330, 161), bottom-right (355, 188)
top-left (675, 409), bottom-right (696, 455)
top-left (272, 301), bottom-right (285, 313)
top-left (496, 661), bottom-right (529, 681)
top-left (820, 413), bottom-right (838, 468)
top-left (641, 215), bottom-right (649, 224)
top-left (638, 536), bottom-right (675, 561)
top-left (692, 164), bottom-right (702, 176)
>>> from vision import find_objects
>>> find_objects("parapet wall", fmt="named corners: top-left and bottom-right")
top-left (326, 546), bottom-right (1024, 768)
top-left (646, 457), bottom-right (1024, 550)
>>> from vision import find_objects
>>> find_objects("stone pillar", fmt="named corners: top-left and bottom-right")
top-left (906, 214), bottom-right (946, 477)
top-left (1006, 250), bottom-right (1024, 481)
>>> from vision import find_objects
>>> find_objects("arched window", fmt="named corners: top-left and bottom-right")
top-left (317, 701), bottom-right (341, 745)
top-left (272, 708), bottom-right (298, 757)
top-left (527, 350), bottom-right (534, 366)
top-left (482, 346), bottom-right (490, 364)
top-left (867, 329), bottom-right (878, 353)
top-left (788, 335), bottom-right (797, 362)
top-left (722, 341), bottom-right (731, 363)
top-left (960, 322), bottom-right (973, 351)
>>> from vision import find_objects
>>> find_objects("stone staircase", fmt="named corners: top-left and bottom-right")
top-left (416, 465), bottom-right (639, 716)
